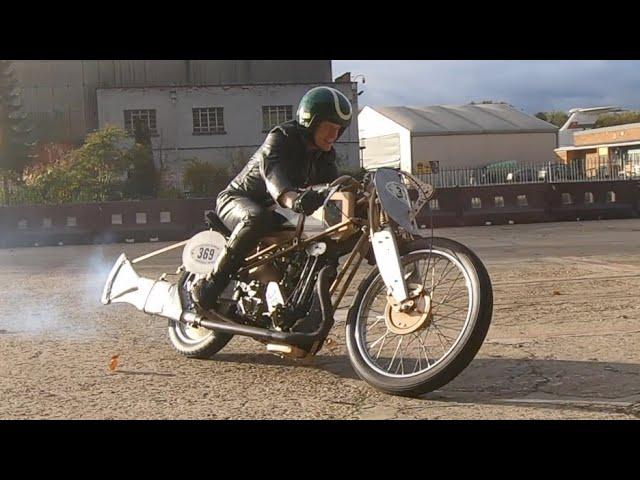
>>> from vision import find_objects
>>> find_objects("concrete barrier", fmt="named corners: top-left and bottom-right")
top-left (0, 198), bottom-right (215, 248)
top-left (1, 181), bottom-right (639, 248)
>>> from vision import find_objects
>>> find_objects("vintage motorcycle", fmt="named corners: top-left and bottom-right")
top-left (101, 168), bottom-right (493, 397)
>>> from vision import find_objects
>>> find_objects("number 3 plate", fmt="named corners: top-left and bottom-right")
top-left (182, 230), bottom-right (227, 275)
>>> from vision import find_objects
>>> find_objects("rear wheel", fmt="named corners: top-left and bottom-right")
top-left (167, 271), bottom-right (233, 358)
top-left (345, 237), bottom-right (493, 397)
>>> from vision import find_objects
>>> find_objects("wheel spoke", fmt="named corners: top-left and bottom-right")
top-left (375, 332), bottom-right (391, 360)
top-left (417, 332), bottom-right (432, 367)
top-left (433, 261), bottom-right (456, 292)
top-left (432, 303), bottom-right (467, 313)
top-left (366, 315), bottom-right (385, 332)
top-left (431, 273), bottom-right (463, 316)
top-left (432, 321), bottom-right (464, 331)
top-left (433, 313), bottom-right (466, 324)
top-left (422, 256), bottom-right (442, 292)
top-left (431, 323), bottom-right (454, 350)
top-left (388, 336), bottom-right (403, 373)
top-left (368, 330), bottom-right (389, 349)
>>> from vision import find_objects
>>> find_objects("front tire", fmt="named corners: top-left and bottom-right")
top-left (345, 237), bottom-right (493, 397)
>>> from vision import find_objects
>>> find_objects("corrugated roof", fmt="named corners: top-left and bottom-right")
top-left (371, 104), bottom-right (558, 136)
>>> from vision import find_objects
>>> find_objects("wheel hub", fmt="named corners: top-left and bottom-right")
top-left (384, 283), bottom-right (432, 335)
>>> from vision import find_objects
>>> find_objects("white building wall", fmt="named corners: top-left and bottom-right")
top-left (14, 60), bottom-right (332, 143)
top-left (411, 132), bottom-right (558, 170)
top-left (358, 106), bottom-right (412, 172)
top-left (97, 82), bottom-right (360, 188)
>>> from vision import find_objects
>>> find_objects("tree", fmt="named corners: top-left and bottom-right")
top-left (535, 111), bottom-right (568, 128)
top-left (182, 159), bottom-right (230, 197)
top-left (23, 125), bottom-right (132, 203)
top-left (594, 111), bottom-right (640, 128)
top-left (0, 60), bottom-right (35, 196)
top-left (122, 119), bottom-right (159, 199)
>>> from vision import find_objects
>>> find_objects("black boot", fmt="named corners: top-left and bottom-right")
top-left (193, 246), bottom-right (238, 310)
top-left (194, 215), bottom-right (271, 310)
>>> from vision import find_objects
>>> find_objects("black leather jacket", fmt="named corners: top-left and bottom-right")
top-left (218, 120), bottom-right (339, 208)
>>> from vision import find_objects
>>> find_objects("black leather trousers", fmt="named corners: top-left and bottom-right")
top-left (214, 192), bottom-right (287, 275)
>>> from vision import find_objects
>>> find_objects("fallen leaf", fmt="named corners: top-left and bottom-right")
top-left (552, 290), bottom-right (561, 295)
top-left (108, 355), bottom-right (120, 371)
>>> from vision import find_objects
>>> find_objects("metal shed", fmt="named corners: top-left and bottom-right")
top-left (358, 103), bottom-right (558, 173)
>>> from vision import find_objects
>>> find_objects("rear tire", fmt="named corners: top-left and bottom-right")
top-left (167, 271), bottom-right (233, 359)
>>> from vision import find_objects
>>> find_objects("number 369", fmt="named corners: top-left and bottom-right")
top-left (196, 247), bottom-right (216, 261)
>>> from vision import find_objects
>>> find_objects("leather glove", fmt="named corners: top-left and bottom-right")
top-left (292, 189), bottom-right (325, 216)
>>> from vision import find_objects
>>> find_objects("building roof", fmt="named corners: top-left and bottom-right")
top-left (369, 104), bottom-right (558, 136)
top-left (574, 122), bottom-right (640, 136)
top-left (555, 140), bottom-right (640, 152)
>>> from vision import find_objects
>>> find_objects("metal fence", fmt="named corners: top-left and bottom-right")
top-left (415, 157), bottom-right (640, 188)
top-left (4, 157), bottom-right (640, 207)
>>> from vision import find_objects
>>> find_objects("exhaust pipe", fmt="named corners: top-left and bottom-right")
top-left (102, 254), bottom-right (337, 353)
top-left (101, 253), bottom-right (183, 321)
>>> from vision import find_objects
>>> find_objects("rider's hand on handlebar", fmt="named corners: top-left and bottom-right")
top-left (292, 189), bottom-right (326, 216)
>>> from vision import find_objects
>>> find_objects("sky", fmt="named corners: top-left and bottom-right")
top-left (331, 60), bottom-right (640, 115)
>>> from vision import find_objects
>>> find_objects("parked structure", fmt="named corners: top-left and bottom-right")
top-left (358, 104), bottom-right (558, 173)
top-left (555, 122), bottom-right (640, 179)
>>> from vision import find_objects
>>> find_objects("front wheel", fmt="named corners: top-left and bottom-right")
top-left (345, 237), bottom-right (493, 397)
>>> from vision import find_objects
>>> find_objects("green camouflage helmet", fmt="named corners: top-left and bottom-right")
top-left (296, 86), bottom-right (353, 136)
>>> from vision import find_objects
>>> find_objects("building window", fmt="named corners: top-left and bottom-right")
top-left (429, 199), bottom-right (440, 210)
top-left (111, 214), bottom-right (123, 225)
top-left (562, 193), bottom-right (573, 205)
top-left (42, 218), bottom-right (52, 229)
top-left (606, 191), bottom-right (616, 203)
top-left (517, 195), bottom-right (528, 207)
top-left (584, 192), bottom-right (594, 204)
top-left (262, 105), bottom-right (293, 132)
top-left (494, 196), bottom-right (505, 208)
top-left (124, 109), bottom-right (157, 136)
top-left (18, 219), bottom-right (27, 230)
top-left (66, 216), bottom-right (77, 227)
top-left (471, 197), bottom-right (482, 209)
top-left (136, 213), bottom-right (147, 224)
top-left (193, 107), bottom-right (225, 135)
top-left (160, 211), bottom-right (171, 223)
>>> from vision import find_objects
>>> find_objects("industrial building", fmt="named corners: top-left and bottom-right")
top-left (358, 104), bottom-right (558, 173)
top-left (555, 122), bottom-right (640, 178)
top-left (11, 60), bottom-right (360, 188)
top-left (13, 60), bottom-right (333, 143)
top-left (96, 81), bottom-right (360, 187)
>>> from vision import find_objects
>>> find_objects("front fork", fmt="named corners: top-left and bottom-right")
top-left (371, 226), bottom-right (411, 307)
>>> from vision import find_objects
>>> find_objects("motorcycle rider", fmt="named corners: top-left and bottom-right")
top-left (194, 86), bottom-right (353, 310)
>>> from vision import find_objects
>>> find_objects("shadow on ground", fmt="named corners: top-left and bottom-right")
top-left (210, 353), bottom-right (640, 412)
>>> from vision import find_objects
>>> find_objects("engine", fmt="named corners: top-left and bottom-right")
top-left (231, 242), bottom-right (330, 331)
